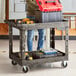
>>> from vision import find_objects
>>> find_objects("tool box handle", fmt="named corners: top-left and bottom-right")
top-left (45, 1), bottom-right (56, 3)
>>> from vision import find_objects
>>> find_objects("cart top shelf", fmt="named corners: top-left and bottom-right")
top-left (5, 19), bottom-right (68, 30)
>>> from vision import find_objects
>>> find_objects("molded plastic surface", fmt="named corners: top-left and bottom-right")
top-left (36, 0), bottom-right (62, 12)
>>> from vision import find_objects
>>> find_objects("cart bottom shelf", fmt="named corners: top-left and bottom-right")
top-left (10, 50), bottom-right (68, 66)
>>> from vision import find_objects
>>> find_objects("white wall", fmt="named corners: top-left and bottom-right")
top-left (9, 0), bottom-right (27, 35)
top-left (0, 0), bottom-right (5, 23)
top-left (60, 0), bottom-right (76, 13)
top-left (9, 0), bottom-right (26, 19)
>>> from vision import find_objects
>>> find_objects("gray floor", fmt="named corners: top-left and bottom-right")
top-left (0, 40), bottom-right (76, 76)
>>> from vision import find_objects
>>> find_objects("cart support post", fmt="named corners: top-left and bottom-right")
top-left (9, 22), bottom-right (13, 58)
top-left (50, 28), bottom-right (55, 49)
top-left (20, 29), bottom-right (26, 64)
top-left (65, 26), bottom-right (69, 60)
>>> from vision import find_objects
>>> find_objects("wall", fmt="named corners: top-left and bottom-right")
top-left (0, 0), bottom-right (5, 23)
top-left (60, 0), bottom-right (76, 13)
top-left (9, 0), bottom-right (27, 35)
top-left (9, 0), bottom-right (26, 19)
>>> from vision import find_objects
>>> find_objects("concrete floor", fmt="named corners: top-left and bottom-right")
top-left (0, 40), bottom-right (76, 76)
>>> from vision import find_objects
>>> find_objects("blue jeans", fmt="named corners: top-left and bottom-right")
top-left (27, 29), bottom-right (44, 51)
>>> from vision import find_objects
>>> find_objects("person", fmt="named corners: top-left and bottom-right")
top-left (27, 0), bottom-right (62, 51)
top-left (27, 29), bottom-right (44, 51)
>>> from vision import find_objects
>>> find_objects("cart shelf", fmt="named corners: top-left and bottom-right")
top-left (10, 50), bottom-right (68, 72)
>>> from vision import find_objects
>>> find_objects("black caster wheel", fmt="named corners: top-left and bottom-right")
top-left (22, 66), bottom-right (29, 73)
top-left (61, 61), bottom-right (67, 68)
top-left (12, 61), bottom-right (17, 65)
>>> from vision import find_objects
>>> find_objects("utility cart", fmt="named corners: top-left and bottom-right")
top-left (5, 19), bottom-right (69, 73)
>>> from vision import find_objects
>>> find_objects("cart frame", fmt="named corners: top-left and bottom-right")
top-left (5, 20), bottom-right (69, 72)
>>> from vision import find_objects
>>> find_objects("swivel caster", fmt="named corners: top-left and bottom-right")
top-left (22, 66), bottom-right (29, 73)
top-left (11, 61), bottom-right (17, 65)
top-left (61, 61), bottom-right (67, 68)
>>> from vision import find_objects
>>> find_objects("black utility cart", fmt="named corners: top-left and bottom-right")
top-left (5, 20), bottom-right (69, 73)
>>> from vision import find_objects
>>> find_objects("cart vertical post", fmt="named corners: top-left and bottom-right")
top-left (50, 28), bottom-right (55, 49)
top-left (65, 25), bottom-right (69, 60)
top-left (20, 29), bottom-right (26, 65)
top-left (9, 22), bottom-right (13, 58)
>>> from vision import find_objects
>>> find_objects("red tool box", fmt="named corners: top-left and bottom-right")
top-left (36, 0), bottom-right (62, 12)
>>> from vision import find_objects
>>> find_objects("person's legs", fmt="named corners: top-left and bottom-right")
top-left (27, 30), bottom-right (34, 51)
top-left (37, 29), bottom-right (45, 50)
